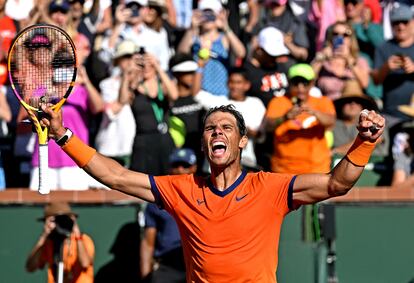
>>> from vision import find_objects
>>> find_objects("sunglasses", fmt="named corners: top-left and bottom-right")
top-left (171, 162), bottom-right (192, 169)
top-left (289, 77), bottom-right (311, 86)
top-left (332, 30), bottom-right (352, 37)
top-left (391, 20), bottom-right (409, 26)
top-left (344, 0), bottom-right (361, 5)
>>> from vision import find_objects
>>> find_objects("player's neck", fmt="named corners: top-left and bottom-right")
top-left (210, 164), bottom-right (243, 192)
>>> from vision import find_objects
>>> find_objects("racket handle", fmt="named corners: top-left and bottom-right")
top-left (38, 144), bottom-right (50, 195)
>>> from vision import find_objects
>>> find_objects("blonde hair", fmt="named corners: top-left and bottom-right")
top-left (326, 21), bottom-right (360, 60)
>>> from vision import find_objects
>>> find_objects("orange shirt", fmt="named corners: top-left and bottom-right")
top-left (151, 171), bottom-right (294, 283)
top-left (266, 95), bottom-right (335, 174)
top-left (42, 234), bottom-right (94, 283)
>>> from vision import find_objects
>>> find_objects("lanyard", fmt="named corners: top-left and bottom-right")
top-left (144, 80), bottom-right (164, 124)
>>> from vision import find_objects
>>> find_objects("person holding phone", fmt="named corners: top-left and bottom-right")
top-left (371, 2), bottom-right (414, 127)
top-left (311, 21), bottom-right (370, 101)
top-left (177, 0), bottom-right (246, 97)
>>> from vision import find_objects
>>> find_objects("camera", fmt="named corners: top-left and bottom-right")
top-left (201, 10), bottom-right (216, 23)
top-left (54, 214), bottom-right (74, 237)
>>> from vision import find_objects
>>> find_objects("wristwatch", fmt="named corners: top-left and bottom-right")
top-left (56, 128), bottom-right (73, 146)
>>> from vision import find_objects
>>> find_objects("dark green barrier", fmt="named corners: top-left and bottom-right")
top-left (2, 203), bottom-right (414, 283)
top-left (0, 204), bottom-right (140, 283)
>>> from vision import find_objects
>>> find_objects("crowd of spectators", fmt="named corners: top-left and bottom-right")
top-left (0, 0), bottom-right (414, 190)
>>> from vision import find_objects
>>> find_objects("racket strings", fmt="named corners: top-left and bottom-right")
top-left (9, 26), bottom-right (76, 109)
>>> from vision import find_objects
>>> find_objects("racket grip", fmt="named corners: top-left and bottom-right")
top-left (38, 144), bottom-right (50, 195)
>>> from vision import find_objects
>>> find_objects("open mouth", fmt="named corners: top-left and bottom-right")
top-left (212, 141), bottom-right (226, 156)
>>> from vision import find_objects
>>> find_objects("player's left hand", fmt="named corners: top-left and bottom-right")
top-left (357, 109), bottom-right (385, 142)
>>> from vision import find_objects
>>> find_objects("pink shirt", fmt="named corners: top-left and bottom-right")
top-left (32, 85), bottom-right (89, 168)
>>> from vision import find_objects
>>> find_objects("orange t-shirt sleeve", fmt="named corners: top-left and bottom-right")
top-left (260, 172), bottom-right (296, 215)
top-left (150, 174), bottom-right (190, 213)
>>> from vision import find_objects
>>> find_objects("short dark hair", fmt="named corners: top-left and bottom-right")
top-left (228, 67), bottom-right (249, 81)
top-left (202, 105), bottom-right (247, 136)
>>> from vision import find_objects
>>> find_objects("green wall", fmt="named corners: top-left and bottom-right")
top-left (1, 204), bottom-right (414, 283)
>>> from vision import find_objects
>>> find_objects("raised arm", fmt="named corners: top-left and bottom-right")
top-left (291, 110), bottom-right (385, 209)
top-left (40, 105), bottom-right (155, 202)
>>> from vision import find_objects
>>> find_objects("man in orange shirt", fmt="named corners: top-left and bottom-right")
top-left (38, 99), bottom-right (384, 282)
top-left (26, 202), bottom-right (94, 283)
top-left (263, 63), bottom-right (336, 174)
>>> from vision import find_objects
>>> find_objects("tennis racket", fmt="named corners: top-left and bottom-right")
top-left (8, 24), bottom-right (77, 194)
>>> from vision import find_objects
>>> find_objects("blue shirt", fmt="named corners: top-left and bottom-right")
top-left (144, 203), bottom-right (182, 258)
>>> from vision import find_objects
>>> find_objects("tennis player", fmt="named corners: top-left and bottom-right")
top-left (39, 103), bottom-right (385, 283)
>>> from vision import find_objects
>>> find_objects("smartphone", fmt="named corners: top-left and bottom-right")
top-left (138, 47), bottom-right (146, 55)
top-left (126, 3), bottom-right (140, 18)
top-left (332, 36), bottom-right (344, 50)
top-left (202, 10), bottom-right (216, 23)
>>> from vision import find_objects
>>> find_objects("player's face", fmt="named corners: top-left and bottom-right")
top-left (202, 111), bottom-right (246, 168)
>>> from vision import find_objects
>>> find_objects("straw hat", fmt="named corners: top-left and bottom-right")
top-left (398, 95), bottom-right (414, 118)
top-left (113, 40), bottom-right (139, 61)
top-left (334, 80), bottom-right (378, 115)
top-left (38, 202), bottom-right (77, 221)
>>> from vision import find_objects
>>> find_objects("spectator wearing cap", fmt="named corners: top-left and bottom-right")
top-left (169, 53), bottom-right (205, 173)
top-left (312, 21), bottom-right (370, 101)
top-left (94, 40), bottom-right (137, 173)
top-left (252, 0), bottom-right (309, 62)
top-left (262, 63), bottom-right (336, 174)
top-left (372, 2), bottom-right (414, 128)
top-left (26, 0), bottom-right (71, 29)
top-left (177, 0), bottom-right (246, 97)
top-left (26, 202), bottom-right (95, 283)
top-left (332, 82), bottom-right (388, 157)
top-left (243, 26), bottom-right (292, 107)
top-left (140, 148), bottom-right (197, 283)
top-left (103, 0), bottom-right (170, 70)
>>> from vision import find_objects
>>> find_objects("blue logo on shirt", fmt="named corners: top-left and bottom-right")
top-left (235, 194), bottom-right (248, 202)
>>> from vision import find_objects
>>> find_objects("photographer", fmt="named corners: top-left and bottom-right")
top-left (26, 202), bottom-right (95, 283)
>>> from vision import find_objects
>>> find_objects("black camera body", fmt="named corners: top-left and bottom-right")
top-left (54, 214), bottom-right (74, 237)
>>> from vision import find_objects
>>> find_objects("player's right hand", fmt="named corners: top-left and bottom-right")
top-left (39, 103), bottom-right (66, 141)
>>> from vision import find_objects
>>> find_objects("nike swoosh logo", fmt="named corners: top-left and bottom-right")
top-left (197, 199), bottom-right (205, 205)
top-left (235, 194), bottom-right (248, 202)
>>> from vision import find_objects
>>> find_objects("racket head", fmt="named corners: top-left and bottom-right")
top-left (7, 24), bottom-right (77, 113)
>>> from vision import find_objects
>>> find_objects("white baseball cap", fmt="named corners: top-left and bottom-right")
top-left (258, 26), bottom-right (290, 57)
top-left (125, 0), bottom-right (148, 6)
top-left (198, 0), bottom-right (222, 14)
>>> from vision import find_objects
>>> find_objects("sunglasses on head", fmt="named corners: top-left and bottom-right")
top-left (289, 77), bottom-right (311, 86)
top-left (332, 30), bottom-right (352, 37)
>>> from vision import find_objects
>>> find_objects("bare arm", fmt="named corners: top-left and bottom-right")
top-left (77, 66), bottom-right (105, 114)
top-left (218, 11), bottom-right (246, 58)
top-left (244, 0), bottom-right (259, 33)
top-left (72, 221), bottom-right (94, 269)
top-left (292, 110), bottom-right (385, 208)
top-left (177, 11), bottom-right (201, 53)
top-left (140, 227), bottom-right (156, 279)
top-left (26, 217), bottom-right (55, 272)
top-left (371, 55), bottom-right (402, 85)
top-left (41, 105), bottom-right (156, 203)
